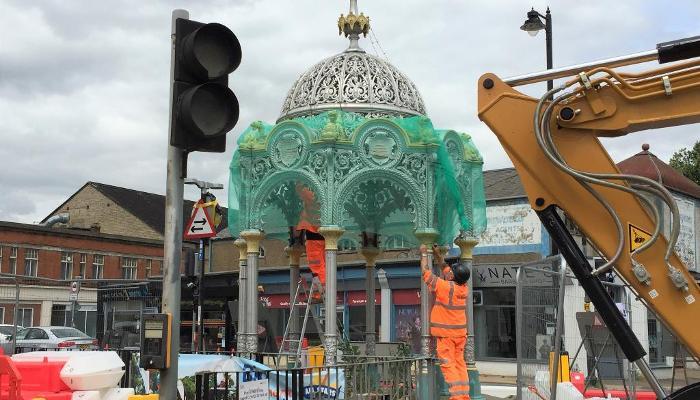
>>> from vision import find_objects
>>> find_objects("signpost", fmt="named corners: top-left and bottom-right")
top-left (184, 179), bottom-right (223, 353)
top-left (69, 278), bottom-right (80, 327)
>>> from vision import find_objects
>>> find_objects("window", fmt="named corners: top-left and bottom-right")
top-left (474, 288), bottom-right (517, 360)
top-left (384, 235), bottom-right (409, 250)
top-left (51, 304), bottom-right (69, 327)
top-left (0, 307), bottom-right (5, 324)
top-left (122, 258), bottom-right (137, 280)
top-left (9, 247), bottom-right (17, 275)
top-left (25, 328), bottom-right (47, 340)
top-left (51, 327), bottom-right (89, 338)
top-left (24, 248), bottom-right (38, 277)
top-left (338, 239), bottom-right (358, 252)
top-left (79, 254), bottom-right (87, 278)
top-left (92, 255), bottom-right (104, 279)
top-left (60, 252), bottom-right (73, 280)
top-left (258, 247), bottom-right (265, 258)
top-left (156, 260), bottom-right (162, 275)
top-left (0, 247), bottom-right (2, 272)
top-left (145, 259), bottom-right (152, 278)
top-left (0, 325), bottom-right (14, 336)
top-left (18, 308), bottom-right (33, 327)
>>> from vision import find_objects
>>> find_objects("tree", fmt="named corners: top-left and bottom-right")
top-left (669, 141), bottom-right (700, 185)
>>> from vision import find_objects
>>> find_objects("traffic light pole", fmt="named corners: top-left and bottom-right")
top-left (160, 9), bottom-right (188, 399)
top-left (197, 237), bottom-right (205, 353)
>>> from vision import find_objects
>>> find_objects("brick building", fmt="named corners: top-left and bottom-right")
top-left (0, 221), bottom-right (164, 335)
top-left (0, 181), bottom-right (209, 337)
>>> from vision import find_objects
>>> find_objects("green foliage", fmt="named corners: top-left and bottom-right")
top-left (670, 141), bottom-right (700, 185)
top-left (181, 376), bottom-right (196, 400)
top-left (392, 342), bottom-right (413, 358)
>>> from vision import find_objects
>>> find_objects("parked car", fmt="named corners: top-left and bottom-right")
top-left (14, 326), bottom-right (98, 351)
top-left (0, 324), bottom-right (23, 342)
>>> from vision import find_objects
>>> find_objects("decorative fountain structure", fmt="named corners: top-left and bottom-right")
top-left (228, 0), bottom-right (487, 397)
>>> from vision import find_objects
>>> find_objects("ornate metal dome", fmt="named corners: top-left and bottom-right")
top-left (278, 50), bottom-right (426, 122)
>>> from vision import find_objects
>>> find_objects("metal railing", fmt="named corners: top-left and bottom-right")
top-left (193, 355), bottom-right (430, 400)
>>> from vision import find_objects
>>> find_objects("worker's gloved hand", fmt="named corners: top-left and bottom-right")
top-left (433, 244), bottom-right (444, 263)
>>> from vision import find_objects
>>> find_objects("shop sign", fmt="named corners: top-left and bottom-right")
top-left (259, 293), bottom-right (346, 309)
top-left (240, 379), bottom-right (267, 400)
top-left (474, 264), bottom-right (552, 287)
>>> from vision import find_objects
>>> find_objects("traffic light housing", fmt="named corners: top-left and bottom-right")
top-left (171, 18), bottom-right (241, 153)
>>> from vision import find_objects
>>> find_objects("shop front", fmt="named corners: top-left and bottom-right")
top-left (473, 263), bottom-right (549, 361)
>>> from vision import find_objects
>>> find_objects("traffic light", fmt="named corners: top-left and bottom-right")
top-left (171, 18), bottom-right (241, 153)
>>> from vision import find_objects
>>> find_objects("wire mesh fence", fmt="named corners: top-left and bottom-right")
top-left (515, 255), bottom-right (566, 400)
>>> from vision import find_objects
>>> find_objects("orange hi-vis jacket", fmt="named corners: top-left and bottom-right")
top-left (423, 269), bottom-right (468, 337)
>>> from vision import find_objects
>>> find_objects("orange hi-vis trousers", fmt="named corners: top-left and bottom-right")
top-left (437, 336), bottom-right (470, 400)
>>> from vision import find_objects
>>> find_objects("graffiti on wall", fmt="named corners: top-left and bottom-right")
top-left (674, 194), bottom-right (697, 271)
top-left (480, 202), bottom-right (541, 247)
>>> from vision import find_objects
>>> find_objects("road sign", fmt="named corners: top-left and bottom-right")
top-left (69, 281), bottom-right (80, 301)
top-left (184, 206), bottom-right (217, 240)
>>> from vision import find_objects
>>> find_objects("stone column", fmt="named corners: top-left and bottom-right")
top-left (454, 235), bottom-right (484, 400)
top-left (286, 244), bottom-right (304, 344)
top-left (377, 269), bottom-right (391, 342)
top-left (414, 228), bottom-right (439, 399)
top-left (318, 225), bottom-right (345, 365)
top-left (234, 238), bottom-right (247, 353)
top-left (414, 228), bottom-right (439, 357)
top-left (240, 229), bottom-right (263, 354)
top-left (360, 245), bottom-right (381, 356)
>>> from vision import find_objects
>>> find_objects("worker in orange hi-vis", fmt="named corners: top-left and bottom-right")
top-left (295, 183), bottom-right (325, 300)
top-left (420, 243), bottom-right (471, 400)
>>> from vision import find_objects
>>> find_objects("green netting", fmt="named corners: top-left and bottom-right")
top-left (228, 110), bottom-right (486, 248)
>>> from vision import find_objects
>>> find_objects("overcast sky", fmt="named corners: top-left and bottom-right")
top-left (1, 0), bottom-right (699, 223)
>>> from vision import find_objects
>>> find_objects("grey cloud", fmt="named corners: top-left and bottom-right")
top-left (1, 0), bottom-right (699, 223)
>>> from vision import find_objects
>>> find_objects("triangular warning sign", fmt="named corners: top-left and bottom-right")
top-left (628, 223), bottom-right (652, 253)
top-left (184, 206), bottom-right (217, 240)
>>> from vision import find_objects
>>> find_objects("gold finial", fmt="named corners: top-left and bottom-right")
top-left (338, 0), bottom-right (370, 50)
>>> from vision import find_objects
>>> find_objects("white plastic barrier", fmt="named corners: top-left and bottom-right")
top-left (12, 351), bottom-right (125, 391)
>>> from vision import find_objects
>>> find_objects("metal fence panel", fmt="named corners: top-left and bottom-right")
top-left (516, 255), bottom-right (566, 400)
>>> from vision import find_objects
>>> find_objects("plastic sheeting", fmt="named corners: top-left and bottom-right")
top-left (228, 110), bottom-right (486, 247)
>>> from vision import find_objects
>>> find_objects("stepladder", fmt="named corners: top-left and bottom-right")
top-left (278, 274), bottom-right (325, 366)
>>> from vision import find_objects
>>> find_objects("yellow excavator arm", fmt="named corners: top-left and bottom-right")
top-left (478, 36), bottom-right (700, 399)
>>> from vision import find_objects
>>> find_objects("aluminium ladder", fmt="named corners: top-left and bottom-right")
top-left (278, 275), bottom-right (324, 366)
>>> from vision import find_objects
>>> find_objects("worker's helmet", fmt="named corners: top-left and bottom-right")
top-left (450, 262), bottom-right (471, 285)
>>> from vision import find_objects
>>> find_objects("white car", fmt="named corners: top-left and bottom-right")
top-left (0, 324), bottom-right (22, 342)
top-left (15, 326), bottom-right (98, 351)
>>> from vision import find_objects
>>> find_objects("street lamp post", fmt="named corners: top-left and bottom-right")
top-left (520, 7), bottom-right (553, 92)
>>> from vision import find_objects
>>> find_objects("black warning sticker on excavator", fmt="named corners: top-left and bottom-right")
top-left (629, 223), bottom-right (652, 253)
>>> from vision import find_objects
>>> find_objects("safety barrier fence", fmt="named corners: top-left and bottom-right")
top-left (515, 256), bottom-right (567, 400)
top-left (193, 355), bottom-right (430, 400)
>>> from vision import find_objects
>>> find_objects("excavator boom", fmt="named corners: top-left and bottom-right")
top-left (478, 35), bottom-right (700, 399)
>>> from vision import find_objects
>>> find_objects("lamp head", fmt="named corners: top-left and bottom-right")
top-left (520, 9), bottom-right (545, 36)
